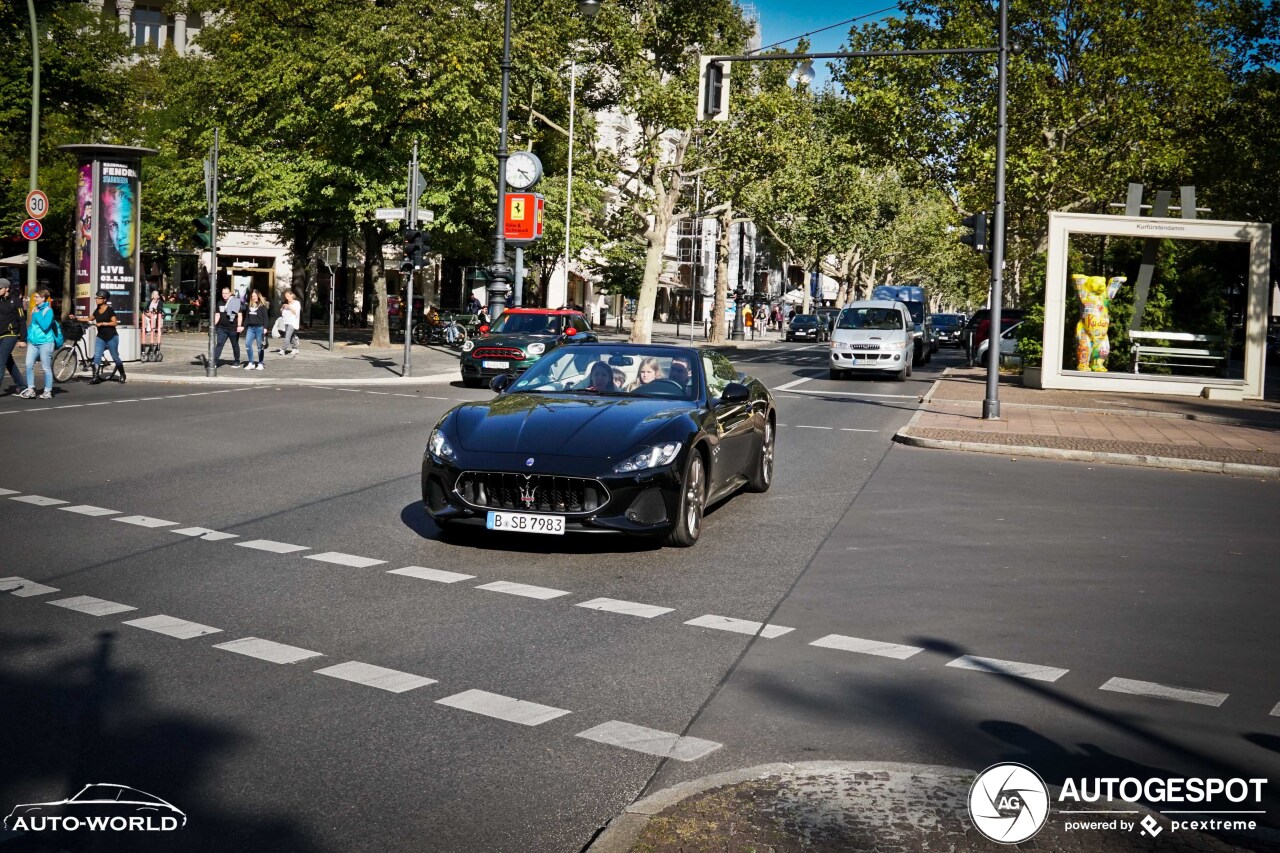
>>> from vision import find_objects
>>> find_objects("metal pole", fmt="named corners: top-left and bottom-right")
top-left (488, 0), bottom-right (515, 321)
top-left (982, 0), bottom-right (1008, 419)
top-left (206, 128), bottom-right (219, 376)
top-left (26, 0), bottom-right (39, 300)
top-left (514, 247), bottom-right (524, 307)
top-left (562, 60), bottom-right (576, 299)
top-left (404, 142), bottom-right (417, 377)
top-left (328, 258), bottom-right (335, 352)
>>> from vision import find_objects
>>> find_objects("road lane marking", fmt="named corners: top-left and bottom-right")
top-left (1271, 702), bottom-right (1280, 717)
top-left (171, 527), bottom-right (239, 541)
top-left (576, 721), bottom-right (722, 761)
top-left (840, 428), bottom-right (879, 432)
top-left (786, 388), bottom-right (920, 399)
top-left (0, 577), bottom-right (59, 597)
top-left (810, 634), bottom-right (924, 660)
top-left (576, 598), bottom-right (674, 619)
top-left (305, 552), bottom-right (386, 568)
top-left (684, 615), bottom-right (794, 639)
top-left (794, 425), bottom-right (833, 430)
top-left (10, 495), bottom-right (68, 507)
top-left (476, 581), bottom-right (571, 600)
top-left (0, 488), bottom-right (19, 495)
top-left (435, 689), bottom-right (571, 726)
top-left (315, 661), bottom-right (437, 693)
top-left (947, 655), bottom-right (1069, 683)
top-left (388, 566), bottom-right (476, 583)
top-left (112, 515), bottom-right (178, 528)
top-left (213, 637), bottom-right (324, 664)
top-left (59, 505), bottom-right (121, 517)
top-left (235, 539), bottom-right (310, 554)
top-left (1100, 677), bottom-right (1228, 707)
top-left (48, 596), bottom-right (137, 616)
top-left (124, 614), bottom-right (222, 639)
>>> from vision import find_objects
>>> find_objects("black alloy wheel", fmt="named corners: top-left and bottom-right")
top-left (666, 449), bottom-right (706, 547)
top-left (746, 417), bottom-right (774, 493)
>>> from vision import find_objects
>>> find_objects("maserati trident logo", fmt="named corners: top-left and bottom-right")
top-left (519, 476), bottom-right (537, 507)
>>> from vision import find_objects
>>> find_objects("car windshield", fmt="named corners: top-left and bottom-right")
top-left (489, 313), bottom-right (565, 335)
top-left (934, 314), bottom-right (963, 329)
top-left (837, 308), bottom-right (903, 331)
top-left (791, 316), bottom-right (817, 326)
top-left (72, 786), bottom-right (123, 802)
top-left (506, 349), bottom-right (699, 400)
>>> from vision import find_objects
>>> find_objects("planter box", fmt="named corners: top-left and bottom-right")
top-left (1021, 366), bottom-right (1043, 388)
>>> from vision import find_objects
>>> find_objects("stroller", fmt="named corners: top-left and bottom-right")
top-left (140, 304), bottom-right (165, 362)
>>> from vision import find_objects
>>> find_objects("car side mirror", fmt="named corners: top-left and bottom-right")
top-left (720, 382), bottom-right (750, 404)
top-left (489, 374), bottom-right (512, 393)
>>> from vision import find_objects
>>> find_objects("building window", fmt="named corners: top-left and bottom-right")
top-left (133, 7), bottom-right (167, 49)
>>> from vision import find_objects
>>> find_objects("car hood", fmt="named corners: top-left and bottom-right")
top-left (452, 394), bottom-right (696, 458)
top-left (833, 329), bottom-right (906, 342)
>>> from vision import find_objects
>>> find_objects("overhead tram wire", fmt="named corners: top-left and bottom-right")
top-left (746, 4), bottom-right (902, 56)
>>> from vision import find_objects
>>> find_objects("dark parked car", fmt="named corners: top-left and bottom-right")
top-left (963, 308), bottom-right (1025, 365)
top-left (933, 313), bottom-right (966, 347)
top-left (459, 308), bottom-right (597, 388)
top-left (786, 314), bottom-right (827, 342)
top-left (423, 344), bottom-right (775, 547)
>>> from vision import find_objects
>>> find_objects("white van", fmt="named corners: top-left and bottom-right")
top-left (829, 299), bottom-right (915, 381)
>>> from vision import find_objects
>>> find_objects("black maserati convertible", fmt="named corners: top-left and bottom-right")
top-left (422, 344), bottom-right (776, 546)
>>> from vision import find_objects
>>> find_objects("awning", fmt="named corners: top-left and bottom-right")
top-left (0, 255), bottom-right (60, 270)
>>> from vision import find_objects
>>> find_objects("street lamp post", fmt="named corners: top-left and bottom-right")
top-left (731, 283), bottom-right (745, 341)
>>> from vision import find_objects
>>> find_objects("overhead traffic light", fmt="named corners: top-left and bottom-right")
top-left (402, 227), bottom-right (429, 273)
top-left (697, 56), bottom-right (730, 122)
top-left (192, 215), bottom-right (212, 249)
top-left (960, 211), bottom-right (991, 258)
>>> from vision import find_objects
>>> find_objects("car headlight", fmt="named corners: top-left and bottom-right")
top-left (888, 339), bottom-right (909, 348)
top-left (461, 340), bottom-right (475, 352)
top-left (526, 343), bottom-right (545, 356)
top-left (832, 341), bottom-right (847, 350)
top-left (613, 442), bottom-right (682, 473)
top-left (428, 428), bottom-right (455, 460)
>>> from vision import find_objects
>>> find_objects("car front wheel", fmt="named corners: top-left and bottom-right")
top-left (666, 449), bottom-right (706, 547)
top-left (746, 418), bottom-right (774, 493)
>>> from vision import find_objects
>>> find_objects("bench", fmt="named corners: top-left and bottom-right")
top-left (1129, 330), bottom-right (1226, 376)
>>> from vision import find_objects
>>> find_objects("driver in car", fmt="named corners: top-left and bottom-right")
top-left (668, 358), bottom-right (691, 389)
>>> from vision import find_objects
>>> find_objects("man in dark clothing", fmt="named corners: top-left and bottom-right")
top-left (0, 278), bottom-right (25, 394)
top-left (213, 286), bottom-right (243, 367)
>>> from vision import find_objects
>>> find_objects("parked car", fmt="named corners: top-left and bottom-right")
top-left (828, 300), bottom-right (915, 381)
top-left (974, 321), bottom-right (1022, 366)
top-left (423, 344), bottom-right (776, 546)
top-left (932, 313), bottom-right (966, 347)
top-left (459, 307), bottom-right (596, 388)
top-left (786, 314), bottom-right (827, 342)
top-left (962, 308), bottom-right (1025, 366)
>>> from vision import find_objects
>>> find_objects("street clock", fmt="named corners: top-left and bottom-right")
top-left (505, 151), bottom-right (543, 190)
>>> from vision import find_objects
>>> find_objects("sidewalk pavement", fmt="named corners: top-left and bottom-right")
top-left (587, 761), bottom-right (1280, 852)
top-left (121, 321), bottom-right (779, 386)
top-left (895, 366), bottom-right (1280, 479)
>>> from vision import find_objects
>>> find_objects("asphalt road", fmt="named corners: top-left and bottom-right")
top-left (3, 344), bottom-right (1276, 852)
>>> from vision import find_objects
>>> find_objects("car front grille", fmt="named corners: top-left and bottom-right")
top-left (454, 472), bottom-right (609, 515)
top-left (472, 347), bottom-right (525, 361)
top-left (846, 343), bottom-right (879, 350)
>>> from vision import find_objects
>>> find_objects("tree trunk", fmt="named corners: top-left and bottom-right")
top-left (629, 130), bottom-right (691, 344)
top-left (365, 223), bottom-right (390, 348)
top-left (709, 208), bottom-right (731, 344)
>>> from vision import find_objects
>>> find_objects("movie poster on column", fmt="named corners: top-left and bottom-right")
top-left (74, 162), bottom-right (93, 315)
top-left (98, 161), bottom-right (139, 324)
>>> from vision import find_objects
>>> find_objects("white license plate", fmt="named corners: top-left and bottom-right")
top-left (482, 360), bottom-right (510, 369)
top-left (486, 511), bottom-right (565, 535)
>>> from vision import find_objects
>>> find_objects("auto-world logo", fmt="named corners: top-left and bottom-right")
top-left (968, 763), bottom-right (1050, 843)
top-left (4, 784), bottom-right (185, 833)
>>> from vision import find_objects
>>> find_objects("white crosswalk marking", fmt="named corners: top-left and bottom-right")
top-left (59, 505), bottom-right (121, 517)
top-left (388, 566), bottom-right (475, 583)
top-left (0, 488), bottom-right (19, 496)
top-left (305, 552), bottom-right (385, 568)
top-left (236, 539), bottom-right (310, 554)
top-left (684, 614), bottom-right (794, 639)
top-left (576, 721), bottom-right (722, 761)
top-left (113, 515), bottom-right (178, 528)
top-left (171, 527), bottom-right (239, 541)
top-left (315, 661), bottom-right (436, 693)
top-left (946, 655), bottom-right (1069, 683)
top-left (124, 614), bottom-right (222, 639)
top-left (48, 596), bottom-right (137, 616)
top-left (0, 577), bottom-right (59, 597)
top-left (213, 637), bottom-right (324, 664)
top-left (1100, 677), bottom-right (1228, 707)
top-left (10, 495), bottom-right (68, 507)
top-left (575, 598), bottom-right (674, 619)
top-left (435, 689), bottom-right (571, 726)
top-left (810, 634), bottom-right (924, 660)
top-left (476, 581), bottom-right (570, 600)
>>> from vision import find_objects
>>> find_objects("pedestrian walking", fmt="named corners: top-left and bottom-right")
top-left (275, 289), bottom-right (301, 355)
top-left (213, 285), bottom-right (244, 367)
top-left (241, 288), bottom-right (269, 370)
top-left (87, 290), bottom-right (125, 384)
top-left (21, 288), bottom-right (59, 399)
top-left (0, 278), bottom-right (25, 395)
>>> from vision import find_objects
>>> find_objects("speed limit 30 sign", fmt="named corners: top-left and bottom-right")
top-left (25, 190), bottom-right (49, 220)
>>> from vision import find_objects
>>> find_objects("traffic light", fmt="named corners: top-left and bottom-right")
top-left (697, 56), bottom-right (730, 122)
top-left (960, 211), bottom-right (991, 257)
top-left (402, 227), bottom-right (429, 272)
top-left (192, 215), bottom-right (212, 249)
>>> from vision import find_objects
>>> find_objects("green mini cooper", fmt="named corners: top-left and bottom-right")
top-left (459, 308), bottom-right (598, 388)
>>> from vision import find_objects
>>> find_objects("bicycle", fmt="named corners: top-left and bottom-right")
top-left (52, 320), bottom-right (92, 382)
top-left (412, 316), bottom-right (469, 350)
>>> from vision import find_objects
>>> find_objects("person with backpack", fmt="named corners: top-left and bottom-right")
top-left (88, 289), bottom-right (125, 384)
top-left (21, 288), bottom-right (59, 399)
top-left (0, 278), bottom-right (25, 395)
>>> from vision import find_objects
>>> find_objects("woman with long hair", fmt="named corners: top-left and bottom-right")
top-left (242, 289), bottom-right (270, 370)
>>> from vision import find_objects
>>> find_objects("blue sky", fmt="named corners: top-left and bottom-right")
top-left (746, 1), bottom-right (902, 86)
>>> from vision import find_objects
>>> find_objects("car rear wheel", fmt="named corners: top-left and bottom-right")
top-left (666, 450), bottom-right (706, 547)
top-left (746, 418), bottom-right (774, 493)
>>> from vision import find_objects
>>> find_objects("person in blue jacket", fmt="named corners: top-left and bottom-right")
top-left (21, 288), bottom-right (57, 399)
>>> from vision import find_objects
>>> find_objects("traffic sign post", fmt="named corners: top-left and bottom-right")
top-left (21, 219), bottom-right (42, 241)
top-left (25, 190), bottom-right (48, 220)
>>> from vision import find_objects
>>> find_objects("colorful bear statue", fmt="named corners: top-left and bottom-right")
top-left (1072, 274), bottom-right (1126, 372)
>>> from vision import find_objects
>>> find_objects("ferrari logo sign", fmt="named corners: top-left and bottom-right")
top-left (504, 193), bottom-right (544, 242)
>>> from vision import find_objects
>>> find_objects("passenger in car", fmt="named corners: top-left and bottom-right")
top-left (626, 357), bottom-right (664, 391)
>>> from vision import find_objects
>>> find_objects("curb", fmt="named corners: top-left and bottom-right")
top-left (121, 371), bottom-right (463, 387)
top-left (584, 760), bottom-right (976, 853)
top-left (893, 428), bottom-right (1280, 479)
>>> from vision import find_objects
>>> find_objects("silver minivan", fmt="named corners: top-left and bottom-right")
top-left (828, 300), bottom-right (914, 381)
